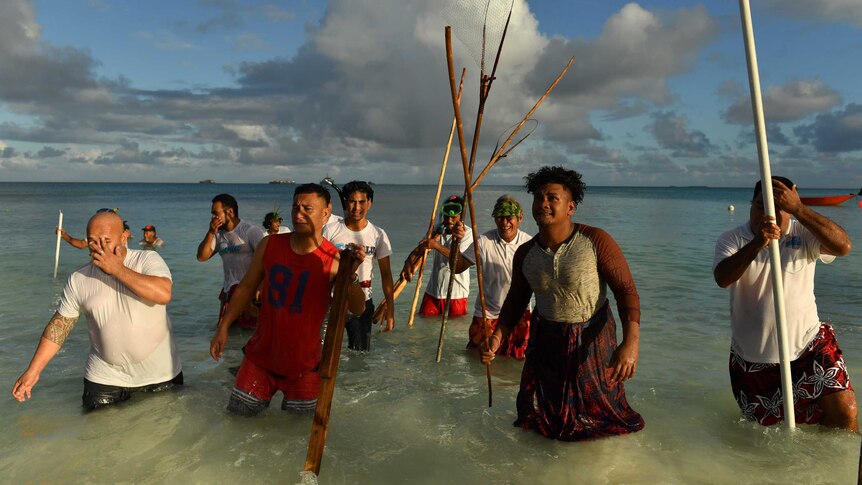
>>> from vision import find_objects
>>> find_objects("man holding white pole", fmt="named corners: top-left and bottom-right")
top-left (714, 177), bottom-right (856, 431)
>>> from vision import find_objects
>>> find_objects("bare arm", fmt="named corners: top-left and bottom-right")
top-left (773, 181), bottom-right (851, 256)
top-left (12, 312), bottom-right (79, 402)
top-left (377, 256), bottom-right (396, 331)
top-left (428, 235), bottom-right (452, 259)
top-left (714, 238), bottom-right (765, 288)
top-left (452, 257), bottom-right (472, 274)
top-left (57, 227), bottom-right (87, 249)
top-left (481, 244), bottom-right (533, 364)
top-left (610, 320), bottom-right (640, 383)
top-left (209, 237), bottom-right (269, 360)
top-left (449, 222), bottom-right (473, 274)
top-left (713, 217), bottom-right (775, 288)
top-left (197, 215), bottom-right (224, 261)
top-left (196, 231), bottom-right (218, 261)
top-left (790, 206), bottom-right (851, 256)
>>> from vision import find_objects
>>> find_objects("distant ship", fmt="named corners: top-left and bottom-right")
top-left (199, 179), bottom-right (215, 184)
top-left (269, 179), bottom-right (295, 184)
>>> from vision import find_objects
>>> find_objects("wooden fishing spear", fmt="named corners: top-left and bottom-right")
top-left (438, 3), bottom-right (514, 353)
top-left (440, 25), bottom-right (498, 408)
top-left (405, 72), bottom-right (465, 328)
top-left (369, 72), bottom-right (465, 327)
top-left (304, 248), bottom-right (360, 477)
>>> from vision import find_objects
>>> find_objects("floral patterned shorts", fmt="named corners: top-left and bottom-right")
top-left (729, 323), bottom-right (853, 426)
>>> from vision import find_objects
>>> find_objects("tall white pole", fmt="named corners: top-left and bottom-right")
top-left (738, 0), bottom-right (795, 429)
top-left (53, 210), bottom-right (63, 279)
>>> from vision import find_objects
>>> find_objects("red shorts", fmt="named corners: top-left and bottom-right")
top-left (234, 355), bottom-right (320, 402)
top-left (467, 311), bottom-right (531, 359)
top-left (219, 285), bottom-right (258, 330)
top-left (419, 293), bottom-right (468, 317)
top-left (729, 323), bottom-right (853, 426)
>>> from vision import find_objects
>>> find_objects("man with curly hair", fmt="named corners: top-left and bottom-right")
top-left (480, 165), bottom-right (644, 441)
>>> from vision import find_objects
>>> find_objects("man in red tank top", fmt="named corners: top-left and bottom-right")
top-left (209, 184), bottom-right (366, 416)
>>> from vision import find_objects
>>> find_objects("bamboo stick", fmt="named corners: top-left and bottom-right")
top-left (304, 249), bottom-right (358, 477)
top-left (443, 26), bottom-right (493, 407)
top-left (405, 72), bottom-right (465, 327)
top-left (407, 113), bottom-right (458, 327)
top-left (406, 252), bottom-right (429, 327)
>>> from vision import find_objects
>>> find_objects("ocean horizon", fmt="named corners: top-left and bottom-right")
top-left (1, 182), bottom-right (860, 483)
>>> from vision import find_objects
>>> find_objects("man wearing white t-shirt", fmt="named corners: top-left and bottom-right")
top-left (197, 194), bottom-right (265, 329)
top-left (403, 195), bottom-right (472, 318)
top-left (451, 195), bottom-right (533, 359)
top-left (323, 181), bottom-right (395, 350)
top-left (713, 176), bottom-right (856, 431)
top-left (12, 211), bottom-right (182, 410)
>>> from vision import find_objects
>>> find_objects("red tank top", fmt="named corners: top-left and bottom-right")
top-left (244, 234), bottom-right (338, 377)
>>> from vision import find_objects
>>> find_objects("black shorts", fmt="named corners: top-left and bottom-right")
top-left (82, 372), bottom-right (184, 411)
top-left (346, 299), bottom-right (374, 351)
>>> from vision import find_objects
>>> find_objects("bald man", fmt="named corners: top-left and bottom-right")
top-left (12, 212), bottom-right (182, 410)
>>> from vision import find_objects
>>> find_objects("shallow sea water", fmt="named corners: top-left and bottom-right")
top-left (0, 182), bottom-right (860, 484)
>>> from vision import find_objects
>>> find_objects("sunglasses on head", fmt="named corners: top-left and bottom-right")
top-left (96, 208), bottom-right (119, 213)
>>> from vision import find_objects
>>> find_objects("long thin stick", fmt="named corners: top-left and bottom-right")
top-left (407, 252), bottom-right (429, 327)
top-left (372, 238), bottom-right (436, 323)
top-left (304, 249), bottom-right (357, 476)
top-left (470, 55), bottom-right (574, 192)
top-left (407, 112), bottom-right (459, 328)
top-left (53, 210), bottom-right (63, 279)
top-left (738, 0), bottom-right (794, 430)
top-left (372, 73), bottom-right (465, 326)
top-left (444, 26), bottom-right (492, 407)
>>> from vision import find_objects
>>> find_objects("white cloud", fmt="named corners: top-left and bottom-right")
top-left (723, 79), bottom-right (841, 124)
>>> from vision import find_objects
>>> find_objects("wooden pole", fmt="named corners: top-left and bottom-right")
top-left (470, 56), bottom-right (574, 192)
top-left (304, 249), bottom-right (358, 476)
top-left (53, 210), bottom-right (63, 279)
top-left (738, 0), bottom-right (795, 430)
top-left (371, 251), bottom-right (421, 323)
top-left (444, 26), bottom-right (492, 407)
top-left (407, 113), bottom-right (458, 328)
top-left (406, 252), bottom-right (428, 327)
top-left (372, 72), bottom-right (464, 326)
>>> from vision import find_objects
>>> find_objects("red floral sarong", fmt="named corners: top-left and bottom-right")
top-left (466, 311), bottom-right (531, 359)
top-left (729, 322), bottom-right (853, 426)
top-left (514, 302), bottom-right (644, 440)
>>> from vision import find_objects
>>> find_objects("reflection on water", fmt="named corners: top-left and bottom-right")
top-left (1, 183), bottom-right (860, 483)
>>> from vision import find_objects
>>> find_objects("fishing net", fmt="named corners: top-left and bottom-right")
top-left (442, 0), bottom-right (514, 73)
top-left (490, 118), bottom-right (538, 161)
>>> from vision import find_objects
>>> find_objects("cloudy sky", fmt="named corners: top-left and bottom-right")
top-left (1, 0), bottom-right (861, 187)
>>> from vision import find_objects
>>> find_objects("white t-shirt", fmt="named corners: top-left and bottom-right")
top-left (427, 232), bottom-right (473, 299)
top-left (323, 220), bottom-right (393, 300)
top-left (462, 229), bottom-right (532, 318)
top-left (713, 219), bottom-right (834, 363)
top-left (327, 214), bottom-right (344, 226)
top-left (57, 249), bottom-right (181, 387)
top-left (209, 219), bottom-right (265, 292)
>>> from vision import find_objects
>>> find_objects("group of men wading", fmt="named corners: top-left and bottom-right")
top-left (11, 167), bottom-right (858, 441)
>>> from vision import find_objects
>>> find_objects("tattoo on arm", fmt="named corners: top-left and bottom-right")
top-left (41, 312), bottom-right (79, 346)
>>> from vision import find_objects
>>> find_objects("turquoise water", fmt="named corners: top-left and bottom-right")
top-left (1, 182), bottom-right (860, 483)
